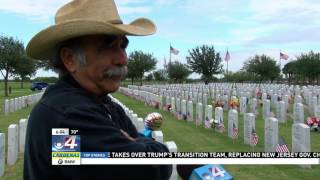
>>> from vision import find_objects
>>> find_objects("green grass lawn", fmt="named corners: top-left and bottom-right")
top-left (112, 92), bottom-right (320, 180)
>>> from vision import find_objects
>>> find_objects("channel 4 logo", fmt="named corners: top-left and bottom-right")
top-left (52, 135), bottom-right (80, 152)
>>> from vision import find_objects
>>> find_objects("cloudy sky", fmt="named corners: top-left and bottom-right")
top-left (1, 0), bottom-right (319, 77)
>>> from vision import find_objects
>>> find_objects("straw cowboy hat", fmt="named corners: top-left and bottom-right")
top-left (26, 0), bottom-right (156, 60)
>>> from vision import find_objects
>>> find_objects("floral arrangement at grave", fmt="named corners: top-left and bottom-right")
top-left (306, 116), bottom-right (320, 131)
top-left (212, 100), bottom-right (224, 108)
top-left (229, 98), bottom-right (239, 110)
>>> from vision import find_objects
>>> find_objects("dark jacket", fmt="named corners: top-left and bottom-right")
top-left (24, 75), bottom-right (172, 180)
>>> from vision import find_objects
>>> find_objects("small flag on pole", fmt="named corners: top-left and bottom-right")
top-left (224, 50), bottom-right (230, 62)
top-left (170, 46), bottom-right (179, 55)
top-left (204, 117), bottom-right (211, 129)
top-left (275, 136), bottom-right (290, 152)
top-left (280, 52), bottom-right (289, 60)
top-left (218, 122), bottom-right (225, 133)
top-left (232, 123), bottom-right (238, 139)
top-left (251, 128), bottom-right (259, 146)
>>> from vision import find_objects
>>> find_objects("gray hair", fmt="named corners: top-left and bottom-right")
top-left (50, 37), bottom-right (87, 77)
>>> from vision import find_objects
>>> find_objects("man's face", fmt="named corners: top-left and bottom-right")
top-left (73, 35), bottom-right (128, 96)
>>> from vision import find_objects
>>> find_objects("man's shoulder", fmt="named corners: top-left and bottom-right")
top-left (39, 82), bottom-right (98, 114)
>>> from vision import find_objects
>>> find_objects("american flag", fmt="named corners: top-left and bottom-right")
top-left (224, 50), bottom-right (230, 62)
top-left (251, 128), bottom-right (259, 146)
top-left (218, 122), bottom-right (225, 133)
top-left (170, 46), bottom-right (179, 55)
top-left (275, 136), bottom-right (290, 153)
top-left (232, 123), bottom-right (238, 139)
top-left (204, 117), bottom-right (211, 128)
top-left (280, 52), bottom-right (289, 60)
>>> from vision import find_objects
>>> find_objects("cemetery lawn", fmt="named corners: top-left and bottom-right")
top-left (112, 92), bottom-right (320, 180)
top-left (0, 105), bottom-right (34, 180)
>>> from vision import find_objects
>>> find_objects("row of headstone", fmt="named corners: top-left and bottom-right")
top-left (0, 118), bottom-right (29, 178)
top-left (109, 94), bottom-right (178, 180)
top-left (123, 86), bottom-right (314, 169)
top-left (3, 91), bottom-right (45, 115)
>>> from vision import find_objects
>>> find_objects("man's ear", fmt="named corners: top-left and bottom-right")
top-left (60, 47), bottom-right (77, 73)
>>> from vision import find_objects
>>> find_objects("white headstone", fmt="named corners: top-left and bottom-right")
top-left (181, 100), bottom-right (187, 120)
top-left (171, 97), bottom-right (176, 113)
top-left (265, 117), bottom-right (279, 152)
top-left (0, 133), bottom-right (5, 177)
top-left (215, 107), bottom-right (223, 123)
top-left (7, 124), bottom-right (18, 165)
top-left (292, 123), bottom-right (311, 168)
top-left (187, 101), bottom-right (193, 122)
top-left (164, 141), bottom-right (178, 180)
top-left (223, 94), bottom-right (229, 110)
top-left (315, 105), bottom-right (320, 118)
top-left (4, 99), bottom-right (9, 115)
top-left (137, 118), bottom-right (144, 133)
top-left (250, 98), bottom-right (257, 115)
top-left (19, 119), bottom-right (27, 153)
top-left (244, 113), bottom-right (255, 146)
top-left (14, 98), bottom-right (18, 112)
top-left (9, 99), bottom-right (14, 113)
top-left (204, 105), bottom-right (213, 128)
top-left (152, 131), bottom-right (163, 143)
top-left (159, 95), bottom-right (165, 110)
top-left (293, 103), bottom-right (304, 124)
top-left (263, 100), bottom-right (271, 120)
top-left (196, 103), bottom-right (203, 126)
top-left (203, 94), bottom-right (208, 106)
top-left (228, 109), bottom-right (238, 139)
top-left (277, 101), bottom-right (286, 123)
top-left (240, 97), bottom-right (247, 114)
top-left (294, 95), bottom-right (302, 104)
top-left (311, 96), bottom-right (317, 116)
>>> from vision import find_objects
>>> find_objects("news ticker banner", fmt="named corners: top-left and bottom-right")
top-left (52, 128), bottom-right (320, 165)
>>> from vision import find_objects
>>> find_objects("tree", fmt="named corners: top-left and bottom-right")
top-left (0, 36), bottom-right (25, 96)
top-left (14, 55), bottom-right (37, 88)
top-left (295, 51), bottom-right (320, 85)
top-left (223, 70), bottom-right (254, 83)
top-left (243, 54), bottom-right (280, 83)
top-left (167, 61), bottom-right (191, 83)
top-left (145, 73), bottom-right (153, 81)
top-left (153, 69), bottom-right (167, 81)
top-left (126, 58), bottom-right (139, 85)
top-left (283, 61), bottom-right (299, 85)
top-left (127, 51), bottom-right (157, 85)
top-left (187, 45), bottom-right (223, 84)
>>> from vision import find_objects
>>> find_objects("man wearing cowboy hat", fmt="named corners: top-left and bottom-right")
top-left (24, 0), bottom-right (172, 179)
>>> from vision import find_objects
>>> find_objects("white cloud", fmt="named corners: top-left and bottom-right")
top-left (0, 0), bottom-right (70, 22)
top-left (118, 6), bottom-right (152, 15)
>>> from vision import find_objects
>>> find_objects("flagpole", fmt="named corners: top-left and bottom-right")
top-left (279, 49), bottom-right (282, 79)
top-left (227, 59), bottom-right (229, 82)
top-left (169, 44), bottom-right (172, 84)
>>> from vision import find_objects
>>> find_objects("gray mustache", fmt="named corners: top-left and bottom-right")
top-left (103, 66), bottom-right (128, 80)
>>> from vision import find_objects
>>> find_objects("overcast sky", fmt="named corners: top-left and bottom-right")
top-left (1, 0), bottom-right (320, 78)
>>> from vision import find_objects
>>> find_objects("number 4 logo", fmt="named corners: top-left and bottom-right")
top-left (64, 136), bottom-right (77, 149)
